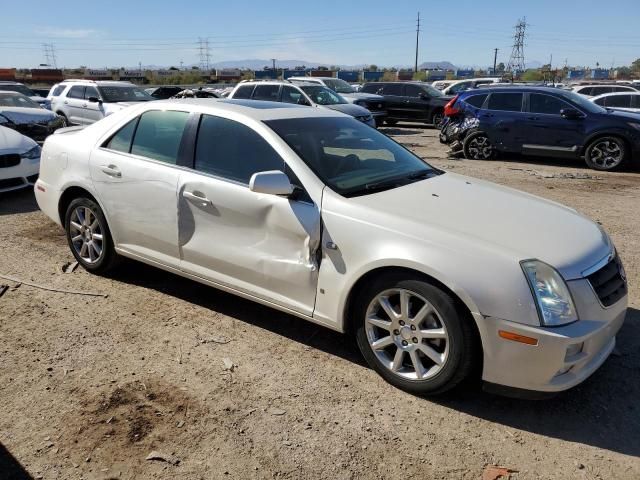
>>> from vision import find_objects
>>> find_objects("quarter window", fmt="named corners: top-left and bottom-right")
top-left (67, 86), bottom-right (85, 99)
top-left (130, 110), bottom-right (189, 164)
top-left (233, 85), bottom-right (254, 99)
top-left (487, 93), bottom-right (523, 112)
top-left (104, 118), bottom-right (138, 153)
top-left (52, 85), bottom-right (66, 97)
top-left (464, 94), bottom-right (488, 108)
top-left (194, 114), bottom-right (284, 184)
top-left (529, 94), bottom-right (568, 115)
top-left (252, 85), bottom-right (280, 101)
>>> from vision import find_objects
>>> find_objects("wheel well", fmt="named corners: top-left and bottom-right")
top-left (582, 133), bottom-right (631, 156)
top-left (58, 186), bottom-right (97, 224)
top-left (344, 266), bottom-right (476, 335)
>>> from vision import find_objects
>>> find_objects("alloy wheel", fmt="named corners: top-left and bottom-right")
top-left (432, 112), bottom-right (444, 129)
top-left (466, 135), bottom-right (493, 159)
top-left (69, 206), bottom-right (104, 264)
top-left (590, 139), bottom-right (623, 169)
top-left (365, 288), bottom-right (449, 381)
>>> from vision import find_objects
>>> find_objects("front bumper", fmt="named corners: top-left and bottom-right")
top-left (478, 277), bottom-right (627, 393)
top-left (0, 158), bottom-right (40, 193)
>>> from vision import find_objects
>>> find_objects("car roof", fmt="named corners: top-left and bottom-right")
top-left (238, 81), bottom-right (318, 87)
top-left (0, 81), bottom-right (22, 85)
top-left (60, 80), bottom-right (136, 86)
top-left (591, 91), bottom-right (640, 98)
top-left (148, 98), bottom-right (344, 121)
top-left (459, 86), bottom-right (566, 95)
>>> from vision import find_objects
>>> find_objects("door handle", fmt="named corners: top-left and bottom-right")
top-left (82, 103), bottom-right (88, 107)
top-left (481, 113), bottom-right (494, 118)
top-left (99, 164), bottom-right (121, 178)
top-left (183, 190), bottom-right (212, 206)
top-left (527, 116), bottom-right (539, 120)
top-left (63, 101), bottom-right (68, 105)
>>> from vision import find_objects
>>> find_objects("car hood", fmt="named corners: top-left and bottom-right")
top-left (605, 109), bottom-right (640, 121)
top-left (31, 95), bottom-right (48, 104)
top-left (341, 92), bottom-right (384, 102)
top-left (0, 107), bottom-right (57, 124)
top-left (349, 172), bottom-right (610, 280)
top-left (0, 125), bottom-right (37, 153)
top-left (324, 103), bottom-right (371, 117)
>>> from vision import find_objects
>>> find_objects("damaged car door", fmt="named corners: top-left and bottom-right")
top-left (177, 114), bottom-right (321, 316)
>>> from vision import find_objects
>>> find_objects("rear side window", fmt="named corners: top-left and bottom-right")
top-left (252, 85), bottom-right (280, 101)
top-left (104, 118), bottom-right (138, 153)
top-left (380, 84), bottom-right (403, 95)
top-left (633, 96), bottom-right (640, 108)
top-left (463, 94), bottom-right (487, 108)
top-left (233, 85), bottom-right (254, 99)
top-left (130, 110), bottom-right (189, 164)
top-left (67, 86), bottom-right (85, 99)
top-left (605, 95), bottom-right (632, 108)
top-left (487, 93), bottom-right (523, 112)
top-left (52, 85), bottom-right (66, 97)
top-left (613, 86), bottom-right (633, 93)
top-left (590, 87), bottom-right (612, 96)
top-left (529, 94), bottom-right (567, 115)
top-left (194, 114), bottom-right (284, 184)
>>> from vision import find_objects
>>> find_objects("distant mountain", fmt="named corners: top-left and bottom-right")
top-left (211, 59), bottom-right (326, 70)
top-left (418, 61), bottom-right (457, 70)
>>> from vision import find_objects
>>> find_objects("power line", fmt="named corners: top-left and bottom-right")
top-left (507, 17), bottom-right (527, 74)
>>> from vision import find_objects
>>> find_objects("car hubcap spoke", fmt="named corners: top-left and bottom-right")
top-left (365, 288), bottom-right (450, 381)
top-left (70, 206), bottom-right (104, 265)
top-left (593, 140), bottom-right (622, 167)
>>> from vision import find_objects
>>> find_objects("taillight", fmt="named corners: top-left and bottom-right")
top-left (444, 95), bottom-right (460, 117)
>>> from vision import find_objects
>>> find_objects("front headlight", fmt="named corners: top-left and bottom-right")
top-left (521, 260), bottom-right (578, 326)
top-left (21, 145), bottom-right (41, 160)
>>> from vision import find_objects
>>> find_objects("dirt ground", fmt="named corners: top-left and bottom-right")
top-left (1, 125), bottom-right (639, 480)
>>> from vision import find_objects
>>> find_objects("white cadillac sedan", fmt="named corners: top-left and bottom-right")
top-left (34, 99), bottom-right (628, 397)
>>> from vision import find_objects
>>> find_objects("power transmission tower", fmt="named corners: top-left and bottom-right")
top-left (42, 43), bottom-right (58, 68)
top-left (414, 12), bottom-right (420, 74)
top-left (506, 17), bottom-right (527, 74)
top-left (198, 37), bottom-right (211, 71)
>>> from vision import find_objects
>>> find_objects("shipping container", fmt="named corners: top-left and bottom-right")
top-left (337, 71), bottom-right (360, 82)
top-left (363, 71), bottom-right (384, 82)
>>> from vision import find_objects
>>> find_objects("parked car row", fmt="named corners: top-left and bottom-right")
top-left (439, 86), bottom-right (640, 171)
top-left (32, 97), bottom-right (628, 397)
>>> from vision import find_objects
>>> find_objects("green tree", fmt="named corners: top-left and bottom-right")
top-left (521, 69), bottom-right (543, 81)
top-left (631, 58), bottom-right (640, 73)
top-left (497, 62), bottom-right (505, 73)
top-left (368, 64), bottom-right (378, 72)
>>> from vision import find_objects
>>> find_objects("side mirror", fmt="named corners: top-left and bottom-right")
top-left (249, 170), bottom-right (294, 196)
top-left (88, 96), bottom-right (102, 104)
top-left (560, 108), bottom-right (583, 120)
top-left (419, 92), bottom-right (429, 100)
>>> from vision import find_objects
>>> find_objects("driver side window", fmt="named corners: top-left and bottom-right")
top-left (281, 86), bottom-right (308, 105)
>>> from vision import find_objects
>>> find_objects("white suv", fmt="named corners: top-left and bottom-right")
top-left (47, 80), bottom-right (153, 126)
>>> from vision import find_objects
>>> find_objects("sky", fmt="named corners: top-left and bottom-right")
top-left (1, 0), bottom-right (639, 70)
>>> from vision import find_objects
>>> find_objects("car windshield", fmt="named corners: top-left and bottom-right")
top-left (265, 116), bottom-right (440, 197)
top-left (0, 92), bottom-right (41, 109)
top-left (0, 84), bottom-right (36, 97)
top-left (322, 79), bottom-right (355, 94)
top-left (300, 86), bottom-right (347, 105)
top-left (98, 85), bottom-right (152, 103)
top-left (556, 89), bottom-right (606, 113)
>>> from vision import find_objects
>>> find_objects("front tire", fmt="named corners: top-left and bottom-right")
top-left (431, 110), bottom-right (444, 129)
top-left (64, 197), bottom-right (117, 273)
top-left (354, 273), bottom-right (478, 395)
top-left (584, 136), bottom-right (627, 171)
top-left (463, 131), bottom-right (494, 160)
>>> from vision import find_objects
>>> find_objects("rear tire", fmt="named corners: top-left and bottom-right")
top-left (64, 197), bottom-right (118, 274)
top-left (463, 131), bottom-right (495, 160)
top-left (354, 272), bottom-right (478, 396)
top-left (584, 136), bottom-right (627, 171)
top-left (431, 110), bottom-right (444, 129)
top-left (57, 112), bottom-right (70, 127)
top-left (385, 119), bottom-right (398, 126)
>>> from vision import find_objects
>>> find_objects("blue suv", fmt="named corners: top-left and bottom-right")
top-left (440, 86), bottom-right (640, 171)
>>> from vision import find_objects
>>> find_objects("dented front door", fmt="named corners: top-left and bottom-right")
top-left (177, 171), bottom-right (320, 316)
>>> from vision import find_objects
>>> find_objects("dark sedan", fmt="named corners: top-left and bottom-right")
top-left (360, 81), bottom-right (452, 128)
top-left (0, 92), bottom-right (65, 143)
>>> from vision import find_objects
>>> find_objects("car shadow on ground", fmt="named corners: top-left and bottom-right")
top-left (0, 189), bottom-right (39, 216)
top-left (112, 260), bottom-right (640, 458)
top-left (0, 442), bottom-right (33, 480)
top-left (378, 127), bottom-right (426, 136)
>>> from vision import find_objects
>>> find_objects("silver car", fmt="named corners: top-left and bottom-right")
top-left (229, 81), bottom-right (376, 127)
top-left (34, 99), bottom-right (627, 397)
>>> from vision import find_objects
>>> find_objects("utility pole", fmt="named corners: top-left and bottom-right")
top-left (493, 48), bottom-right (499, 74)
top-left (414, 12), bottom-right (420, 74)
